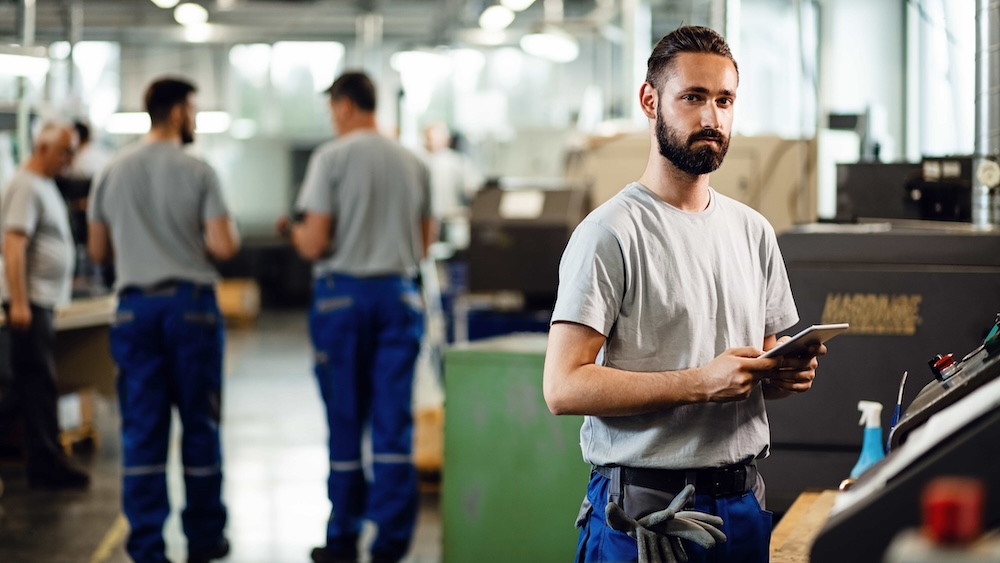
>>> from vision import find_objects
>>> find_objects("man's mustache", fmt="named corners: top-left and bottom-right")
top-left (690, 130), bottom-right (725, 143)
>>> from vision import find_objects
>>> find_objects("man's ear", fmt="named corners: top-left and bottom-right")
top-left (639, 82), bottom-right (658, 120)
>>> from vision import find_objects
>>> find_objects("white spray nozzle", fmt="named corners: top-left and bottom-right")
top-left (858, 400), bottom-right (883, 428)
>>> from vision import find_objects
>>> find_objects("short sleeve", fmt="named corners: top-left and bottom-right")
top-left (200, 164), bottom-right (229, 221)
top-left (296, 149), bottom-right (335, 214)
top-left (762, 227), bottom-right (799, 335)
top-left (2, 179), bottom-right (40, 236)
top-left (87, 167), bottom-right (107, 224)
top-left (419, 161), bottom-right (432, 219)
top-left (550, 220), bottom-right (626, 337)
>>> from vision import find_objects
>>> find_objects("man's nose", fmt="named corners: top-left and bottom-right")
top-left (700, 104), bottom-right (722, 129)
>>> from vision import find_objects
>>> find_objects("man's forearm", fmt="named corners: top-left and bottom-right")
top-left (3, 236), bottom-right (29, 307)
top-left (544, 363), bottom-right (705, 417)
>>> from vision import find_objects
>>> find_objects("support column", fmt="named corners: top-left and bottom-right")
top-left (622, 0), bottom-right (650, 124)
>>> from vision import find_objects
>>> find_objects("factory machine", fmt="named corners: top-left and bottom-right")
top-left (809, 315), bottom-right (1000, 561)
top-left (759, 221), bottom-right (1000, 513)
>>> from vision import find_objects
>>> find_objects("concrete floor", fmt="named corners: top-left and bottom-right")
top-left (0, 310), bottom-right (443, 563)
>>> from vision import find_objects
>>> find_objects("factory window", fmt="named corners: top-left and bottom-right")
top-left (908, 0), bottom-right (975, 158)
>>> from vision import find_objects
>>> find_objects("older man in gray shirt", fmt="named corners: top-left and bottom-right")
top-left (88, 77), bottom-right (239, 563)
top-left (0, 121), bottom-right (88, 489)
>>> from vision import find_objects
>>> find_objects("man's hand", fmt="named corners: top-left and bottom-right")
top-left (763, 340), bottom-right (827, 398)
top-left (275, 214), bottom-right (291, 239)
top-left (8, 302), bottom-right (31, 331)
top-left (697, 347), bottom-right (779, 402)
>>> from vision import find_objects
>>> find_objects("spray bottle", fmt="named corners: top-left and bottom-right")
top-left (850, 400), bottom-right (886, 479)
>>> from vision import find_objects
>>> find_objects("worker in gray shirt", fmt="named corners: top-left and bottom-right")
top-left (544, 26), bottom-right (826, 563)
top-left (0, 120), bottom-right (88, 489)
top-left (278, 71), bottom-right (432, 563)
top-left (88, 77), bottom-right (239, 563)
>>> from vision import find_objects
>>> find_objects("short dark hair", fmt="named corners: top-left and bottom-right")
top-left (144, 77), bottom-right (197, 125)
top-left (646, 25), bottom-right (738, 89)
top-left (325, 71), bottom-right (376, 112)
top-left (73, 120), bottom-right (91, 144)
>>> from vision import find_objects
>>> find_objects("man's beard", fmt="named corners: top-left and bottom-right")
top-left (655, 113), bottom-right (729, 175)
top-left (181, 124), bottom-right (195, 145)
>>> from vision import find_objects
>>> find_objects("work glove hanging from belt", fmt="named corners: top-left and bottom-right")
top-left (605, 484), bottom-right (727, 563)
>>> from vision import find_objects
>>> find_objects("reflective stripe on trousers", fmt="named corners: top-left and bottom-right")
top-left (112, 284), bottom-right (227, 563)
top-left (310, 274), bottom-right (423, 561)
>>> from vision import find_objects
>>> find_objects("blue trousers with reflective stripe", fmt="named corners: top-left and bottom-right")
top-left (112, 284), bottom-right (227, 563)
top-left (576, 472), bottom-right (772, 563)
top-left (309, 274), bottom-right (423, 561)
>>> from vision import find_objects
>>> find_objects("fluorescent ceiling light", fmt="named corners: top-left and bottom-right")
top-left (520, 27), bottom-right (579, 63)
top-left (48, 41), bottom-right (72, 60)
top-left (174, 3), bottom-right (209, 25)
top-left (500, 0), bottom-right (534, 11)
top-left (183, 23), bottom-right (213, 42)
top-left (0, 46), bottom-right (50, 78)
top-left (151, 0), bottom-right (180, 7)
top-left (196, 111), bottom-right (231, 133)
top-left (105, 111), bottom-right (231, 135)
top-left (479, 5), bottom-right (515, 31)
top-left (105, 113), bottom-right (151, 134)
top-left (390, 50), bottom-right (452, 76)
top-left (457, 28), bottom-right (508, 46)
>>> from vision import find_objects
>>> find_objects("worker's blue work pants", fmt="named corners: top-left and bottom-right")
top-left (576, 471), bottom-right (772, 563)
top-left (309, 274), bottom-right (424, 561)
top-left (111, 283), bottom-right (227, 563)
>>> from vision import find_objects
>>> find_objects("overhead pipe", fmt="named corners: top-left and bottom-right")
top-left (973, 0), bottom-right (1000, 227)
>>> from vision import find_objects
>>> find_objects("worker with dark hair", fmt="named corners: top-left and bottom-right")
top-left (544, 26), bottom-right (826, 563)
top-left (88, 76), bottom-right (240, 563)
top-left (279, 70), bottom-right (432, 563)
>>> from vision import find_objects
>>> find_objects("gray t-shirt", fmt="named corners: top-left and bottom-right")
top-left (0, 170), bottom-right (74, 307)
top-left (296, 131), bottom-right (430, 278)
top-left (551, 183), bottom-right (799, 469)
top-left (88, 141), bottom-right (229, 289)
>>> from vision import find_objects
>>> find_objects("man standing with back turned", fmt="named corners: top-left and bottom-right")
top-left (88, 77), bottom-right (240, 563)
top-left (1, 121), bottom-right (88, 489)
top-left (280, 71), bottom-right (431, 563)
top-left (543, 26), bottom-right (826, 562)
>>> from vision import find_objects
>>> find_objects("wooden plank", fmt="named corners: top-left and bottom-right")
top-left (771, 490), bottom-right (839, 563)
top-left (771, 490), bottom-right (822, 555)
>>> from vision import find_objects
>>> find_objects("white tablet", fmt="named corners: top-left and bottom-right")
top-left (760, 323), bottom-right (850, 358)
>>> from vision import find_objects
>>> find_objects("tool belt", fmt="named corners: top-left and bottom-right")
top-left (595, 461), bottom-right (756, 498)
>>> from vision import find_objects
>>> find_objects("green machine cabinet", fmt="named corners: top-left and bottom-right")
top-left (442, 334), bottom-right (590, 562)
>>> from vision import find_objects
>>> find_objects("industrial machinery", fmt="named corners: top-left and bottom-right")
top-left (759, 222), bottom-right (1000, 513)
top-left (809, 315), bottom-right (1000, 562)
top-left (835, 156), bottom-right (974, 223)
top-left (468, 186), bottom-right (590, 304)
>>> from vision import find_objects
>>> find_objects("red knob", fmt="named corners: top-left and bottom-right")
top-left (921, 477), bottom-right (984, 545)
top-left (933, 354), bottom-right (955, 371)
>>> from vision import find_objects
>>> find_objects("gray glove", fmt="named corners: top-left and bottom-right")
top-left (605, 484), bottom-right (727, 563)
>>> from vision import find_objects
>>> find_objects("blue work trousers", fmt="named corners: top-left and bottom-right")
top-left (576, 472), bottom-right (772, 563)
top-left (309, 274), bottom-right (423, 562)
top-left (111, 283), bottom-right (227, 563)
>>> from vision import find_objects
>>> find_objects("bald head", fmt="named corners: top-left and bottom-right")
top-left (29, 121), bottom-right (78, 178)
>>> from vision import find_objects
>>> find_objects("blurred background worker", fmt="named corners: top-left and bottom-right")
top-left (0, 121), bottom-right (88, 490)
top-left (419, 122), bottom-right (482, 248)
top-left (279, 70), bottom-right (432, 563)
top-left (87, 77), bottom-right (240, 563)
top-left (57, 119), bottom-right (114, 294)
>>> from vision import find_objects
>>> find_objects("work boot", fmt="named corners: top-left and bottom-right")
top-left (188, 538), bottom-right (230, 563)
top-left (310, 546), bottom-right (356, 563)
top-left (27, 460), bottom-right (90, 490)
